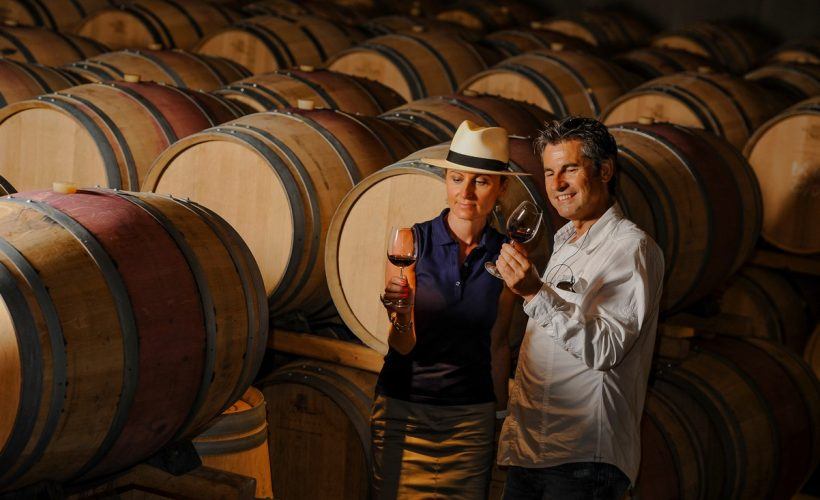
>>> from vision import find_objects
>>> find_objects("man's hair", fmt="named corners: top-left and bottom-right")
top-left (534, 116), bottom-right (619, 195)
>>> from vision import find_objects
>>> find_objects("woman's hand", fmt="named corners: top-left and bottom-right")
top-left (381, 276), bottom-right (413, 315)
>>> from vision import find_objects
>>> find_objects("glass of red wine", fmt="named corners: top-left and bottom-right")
top-left (486, 200), bottom-right (542, 279)
top-left (382, 226), bottom-right (417, 308)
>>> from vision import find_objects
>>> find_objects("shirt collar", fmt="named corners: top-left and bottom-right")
top-left (433, 208), bottom-right (493, 249)
top-left (552, 202), bottom-right (624, 254)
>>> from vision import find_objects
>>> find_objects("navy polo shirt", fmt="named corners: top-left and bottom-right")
top-left (376, 209), bottom-right (505, 405)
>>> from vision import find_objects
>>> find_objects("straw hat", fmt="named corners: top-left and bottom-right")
top-left (422, 120), bottom-right (530, 176)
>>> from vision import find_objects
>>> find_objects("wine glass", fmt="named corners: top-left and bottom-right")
top-left (382, 227), bottom-right (417, 307)
top-left (486, 200), bottom-right (542, 279)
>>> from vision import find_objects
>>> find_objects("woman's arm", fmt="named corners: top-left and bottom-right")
top-left (383, 268), bottom-right (416, 355)
top-left (491, 287), bottom-right (516, 411)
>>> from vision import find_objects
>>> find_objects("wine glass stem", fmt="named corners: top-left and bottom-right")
top-left (399, 266), bottom-right (404, 278)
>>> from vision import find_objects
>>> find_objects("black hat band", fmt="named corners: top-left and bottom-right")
top-left (446, 150), bottom-right (508, 171)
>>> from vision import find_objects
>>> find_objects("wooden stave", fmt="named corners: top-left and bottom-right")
top-left (614, 47), bottom-right (717, 80)
top-left (0, 25), bottom-right (107, 67)
top-left (0, 59), bottom-right (80, 108)
top-left (142, 110), bottom-right (419, 321)
top-left (635, 388), bottom-right (705, 500)
top-left (0, 81), bottom-right (241, 193)
top-left (742, 97), bottom-right (820, 254)
top-left (459, 48), bottom-right (641, 118)
top-left (380, 93), bottom-right (554, 143)
top-left (324, 138), bottom-right (564, 353)
top-left (610, 123), bottom-right (760, 312)
top-left (195, 15), bottom-right (354, 76)
top-left (77, 0), bottom-right (237, 51)
top-left (0, 189), bottom-right (267, 490)
top-left (215, 68), bottom-right (405, 115)
top-left (360, 15), bottom-right (481, 41)
top-left (258, 359), bottom-right (376, 500)
top-left (192, 387), bottom-right (273, 499)
top-left (245, 0), bottom-right (369, 25)
top-left (327, 31), bottom-right (487, 101)
top-left (720, 266), bottom-right (814, 353)
top-left (64, 49), bottom-right (251, 91)
top-left (745, 62), bottom-right (820, 107)
top-left (651, 22), bottom-right (766, 74)
top-left (601, 71), bottom-right (787, 150)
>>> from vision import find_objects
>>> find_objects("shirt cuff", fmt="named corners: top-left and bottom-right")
top-left (522, 282), bottom-right (562, 326)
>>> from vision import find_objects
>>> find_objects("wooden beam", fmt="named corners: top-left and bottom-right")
top-left (268, 329), bottom-right (384, 373)
top-left (749, 248), bottom-right (820, 276)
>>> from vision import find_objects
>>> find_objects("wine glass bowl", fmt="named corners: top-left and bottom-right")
top-left (486, 201), bottom-right (542, 278)
top-left (386, 226), bottom-right (417, 307)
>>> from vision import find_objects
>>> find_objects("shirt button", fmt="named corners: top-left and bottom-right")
top-left (455, 281), bottom-right (461, 286)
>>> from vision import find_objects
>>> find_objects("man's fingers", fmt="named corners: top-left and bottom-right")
top-left (500, 244), bottom-right (531, 268)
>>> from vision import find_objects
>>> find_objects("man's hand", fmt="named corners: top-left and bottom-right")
top-left (496, 243), bottom-right (542, 302)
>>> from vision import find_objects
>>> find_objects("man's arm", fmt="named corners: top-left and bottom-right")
top-left (498, 238), bottom-right (663, 370)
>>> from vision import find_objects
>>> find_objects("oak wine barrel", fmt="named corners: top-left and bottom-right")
top-left (381, 93), bottom-right (554, 142)
top-left (361, 15), bottom-right (480, 41)
top-left (650, 336), bottom-right (820, 499)
top-left (65, 49), bottom-right (250, 91)
top-left (0, 188), bottom-right (267, 491)
top-left (325, 138), bottom-right (565, 353)
top-left (720, 266), bottom-right (813, 353)
top-left (743, 97), bottom-right (820, 254)
top-left (244, 0), bottom-right (368, 26)
top-left (142, 108), bottom-right (420, 321)
top-left (610, 122), bottom-right (761, 311)
top-left (0, 24), bottom-right (107, 67)
top-left (435, 1), bottom-right (540, 33)
top-left (537, 9), bottom-right (652, 53)
top-left (77, 0), bottom-right (239, 51)
top-left (0, 81), bottom-right (243, 192)
top-left (482, 28), bottom-right (592, 58)
top-left (327, 31), bottom-right (487, 101)
top-left (0, 0), bottom-right (112, 31)
top-left (259, 360), bottom-right (375, 500)
top-left (215, 66), bottom-right (405, 114)
top-left (601, 70), bottom-right (787, 149)
top-left (745, 62), bottom-right (820, 105)
top-left (766, 38), bottom-right (820, 65)
top-left (193, 387), bottom-right (273, 499)
top-left (0, 59), bottom-right (82, 107)
top-left (459, 48), bottom-right (640, 117)
top-left (195, 15), bottom-right (356, 75)
top-left (614, 47), bottom-right (717, 80)
top-left (651, 22), bottom-right (766, 74)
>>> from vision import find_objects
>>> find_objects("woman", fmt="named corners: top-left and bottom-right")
top-left (372, 121), bottom-right (529, 499)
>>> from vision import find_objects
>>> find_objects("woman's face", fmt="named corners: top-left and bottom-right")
top-left (445, 169), bottom-right (506, 222)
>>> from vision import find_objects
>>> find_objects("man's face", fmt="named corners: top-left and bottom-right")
top-left (542, 139), bottom-right (612, 222)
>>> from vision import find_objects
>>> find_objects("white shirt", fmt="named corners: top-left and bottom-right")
top-left (497, 203), bottom-right (664, 484)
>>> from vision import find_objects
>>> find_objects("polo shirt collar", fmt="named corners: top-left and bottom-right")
top-left (433, 209), bottom-right (493, 249)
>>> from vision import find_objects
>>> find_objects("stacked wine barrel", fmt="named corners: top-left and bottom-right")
top-left (0, 1), bottom-right (818, 499)
top-left (0, 188), bottom-right (267, 491)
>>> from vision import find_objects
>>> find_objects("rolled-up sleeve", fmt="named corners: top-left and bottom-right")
top-left (523, 237), bottom-right (663, 371)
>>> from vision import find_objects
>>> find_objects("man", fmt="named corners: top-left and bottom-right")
top-left (494, 116), bottom-right (665, 499)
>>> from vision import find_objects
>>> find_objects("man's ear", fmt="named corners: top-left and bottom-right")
top-left (599, 159), bottom-right (614, 183)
